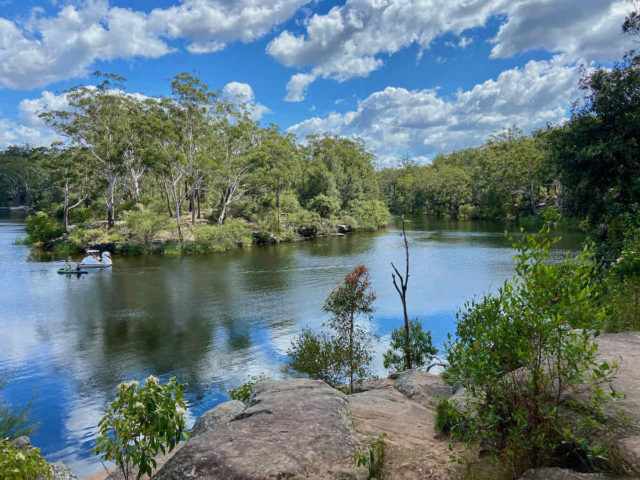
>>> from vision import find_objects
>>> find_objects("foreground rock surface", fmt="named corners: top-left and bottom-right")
top-left (154, 379), bottom-right (366, 480)
top-left (519, 468), bottom-right (615, 480)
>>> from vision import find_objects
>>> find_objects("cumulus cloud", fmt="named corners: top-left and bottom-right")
top-left (0, 0), bottom-right (310, 90)
top-left (267, 0), bottom-right (632, 100)
top-left (288, 56), bottom-right (582, 165)
top-left (222, 81), bottom-right (271, 121)
top-left (284, 73), bottom-right (316, 102)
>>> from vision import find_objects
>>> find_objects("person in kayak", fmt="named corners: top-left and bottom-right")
top-left (75, 264), bottom-right (82, 272)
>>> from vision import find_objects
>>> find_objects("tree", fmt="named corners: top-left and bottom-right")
top-left (323, 264), bottom-right (377, 392)
top-left (254, 125), bottom-right (300, 231)
top-left (548, 54), bottom-right (640, 250)
top-left (385, 215), bottom-right (437, 371)
top-left (40, 73), bottom-right (130, 228)
top-left (44, 144), bottom-right (90, 231)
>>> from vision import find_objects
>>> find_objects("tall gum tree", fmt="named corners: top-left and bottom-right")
top-left (40, 73), bottom-right (129, 228)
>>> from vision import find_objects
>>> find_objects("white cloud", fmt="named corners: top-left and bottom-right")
top-left (288, 56), bottom-right (582, 165)
top-left (284, 72), bottom-right (316, 102)
top-left (267, 0), bottom-right (632, 99)
top-left (0, 0), bottom-right (311, 90)
top-left (222, 81), bottom-right (271, 121)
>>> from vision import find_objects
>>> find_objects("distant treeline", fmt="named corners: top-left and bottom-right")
top-left (377, 53), bottom-right (640, 256)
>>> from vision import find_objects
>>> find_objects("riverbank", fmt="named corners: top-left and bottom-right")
top-left (22, 205), bottom-right (389, 256)
top-left (74, 332), bottom-right (640, 480)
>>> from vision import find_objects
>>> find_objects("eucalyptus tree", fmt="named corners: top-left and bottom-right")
top-left (40, 73), bottom-right (130, 228)
top-left (170, 73), bottom-right (216, 225)
top-left (254, 125), bottom-right (301, 230)
top-left (213, 102), bottom-right (260, 225)
top-left (121, 96), bottom-right (149, 203)
top-left (45, 144), bottom-right (90, 231)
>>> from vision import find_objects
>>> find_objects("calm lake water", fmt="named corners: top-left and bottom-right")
top-left (0, 211), bottom-right (584, 477)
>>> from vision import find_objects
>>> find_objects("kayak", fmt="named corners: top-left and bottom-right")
top-left (57, 269), bottom-right (88, 275)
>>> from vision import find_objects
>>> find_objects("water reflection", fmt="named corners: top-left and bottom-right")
top-left (0, 212), bottom-right (583, 477)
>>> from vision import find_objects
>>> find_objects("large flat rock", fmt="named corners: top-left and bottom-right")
top-left (349, 385), bottom-right (453, 480)
top-left (153, 379), bottom-right (366, 480)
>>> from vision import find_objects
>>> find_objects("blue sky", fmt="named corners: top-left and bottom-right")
top-left (0, 0), bottom-right (634, 164)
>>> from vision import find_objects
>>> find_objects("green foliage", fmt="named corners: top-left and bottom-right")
top-left (66, 228), bottom-right (111, 251)
top-left (307, 194), bottom-right (341, 218)
top-left (192, 219), bottom-right (253, 253)
top-left (354, 433), bottom-right (387, 480)
top-left (125, 209), bottom-right (171, 245)
top-left (445, 230), bottom-right (620, 475)
top-left (286, 329), bottom-right (347, 387)
top-left (383, 318), bottom-right (437, 372)
top-left (24, 212), bottom-right (63, 244)
top-left (601, 228), bottom-right (640, 331)
top-left (323, 264), bottom-right (377, 392)
top-left (228, 374), bottom-right (266, 405)
top-left (92, 376), bottom-right (189, 480)
top-left (347, 199), bottom-right (389, 230)
top-left (0, 374), bottom-right (37, 440)
top-left (0, 439), bottom-right (51, 480)
top-left (288, 265), bottom-right (377, 392)
top-left (547, 54), bottom-right (640, 253)
top-left (434, 398), bottom-right (474, 438)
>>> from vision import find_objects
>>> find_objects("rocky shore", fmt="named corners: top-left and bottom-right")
top-left (72, 332), bottom-right (640, 480)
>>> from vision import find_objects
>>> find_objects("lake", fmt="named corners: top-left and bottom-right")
top-left (0, 211), bottom-right (584, 477)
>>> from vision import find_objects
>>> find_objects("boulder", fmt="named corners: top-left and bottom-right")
top-left (190, 400), bottom-right (245, 437)
top-left (393, 369), bottom-right (453, 407)
top-left (153, 379), bottom-right (367, 480)
top-left (519, 468), bottom-right (614, 479)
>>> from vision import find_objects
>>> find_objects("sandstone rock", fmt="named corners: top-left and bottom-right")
top-left (393, 369), bottom-right (453, 407)
top-left (190, 400), bottom-right (245, 437)
top-left (519, 467), bottom-right (614, 479)
top-left (153, 379), bottom-right (367, 480)
top-left (349, 385), bottom-right (453, 480)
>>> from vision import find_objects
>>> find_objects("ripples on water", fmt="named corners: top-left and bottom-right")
top-left (0, 211), bottom-right (584, 476)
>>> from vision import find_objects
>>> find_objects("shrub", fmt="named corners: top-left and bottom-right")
top-left (92, 376), bottom-right (188, 480)
top-left (0, 439), bottom-right (51, 480)
top-left (24, 212), bottom-right (63, 243)
top-left (66, 228), bottom-right (110, 250)
top-left (125, 210), bottom-right (171, 245)
top-left (444, 230), bottom-right (621, 475)
top-left (383, 318), bottom-right (437, 372)
top-left (602, 229), bottom-right (640, 331)
top-left (354, 433), bottom-right (387, 480)
top-left (347, 200), bottom-right (389, 230)
top-left (286, 329), bottom-right (347, 387)
top-left (458, 204), bottom-right (476, 219)
top-left (192, 219), bottom-right (252, 253)
top-left (0, 373), bottom-right (37, 440)
top-left (307, 194), bottom-right (341, 218)
top-left (228, 374), bottom-right (266, 405)
top-left (434, 398), bottom-right (474, 438)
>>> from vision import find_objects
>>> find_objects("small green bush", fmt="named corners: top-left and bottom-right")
top-left (458, 204), bottom-right (476, 219)
top-left (354, 433), bottom-right (387, 480)
top-left (286, 329), bottom-right (347, 387)
top-left (307, 194), bottom-right (341, 218)
top-left (347, 200), bottom-right (389, 230)
top-left (125, 210), bottom-right (171, 245)
top-left (434, 397), bottom-right (474, 438)
top-left (0, 373), bottom-right (37, 440)
top-left (24, 212), bottom-right (63, 243)
top-left (66, 228), bottom-right (110, 250)
top-left (192, 219), bottom-right (252, 253)
top-left (0, 439), bottom-right (51, 480)
top-left (383, 318), bottom-right (437, 372)
top-left (228, 374), bottom-right (267, 405)
top-left (92, 376), bottom-right (188, 480)
top-left (445, 229), bottom-right (621, 474)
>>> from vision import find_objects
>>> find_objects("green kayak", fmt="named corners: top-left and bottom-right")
top-left (57, 269), bottom-right (88, 275)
